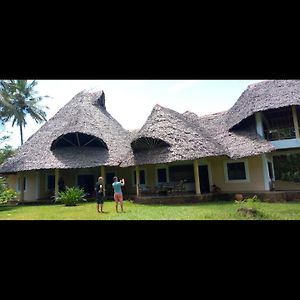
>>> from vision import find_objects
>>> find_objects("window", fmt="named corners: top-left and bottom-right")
top-left (133, 170), bottom-right (146, 185)
top-left (47, 175), bottom-right (55, 190)
top-left (157, 168), bottom-right (167, 184)
top-left (227, 162), bottom-right (246, 180)
top-left (169, 165), bottom-right (194, 182)
top-left (225, 160), bottom-right (249, 182)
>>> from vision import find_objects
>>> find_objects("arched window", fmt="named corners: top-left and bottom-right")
top-left (131, 137), bottom-right (170, 153)
top-left (51, 132), bottom-right (108, 151)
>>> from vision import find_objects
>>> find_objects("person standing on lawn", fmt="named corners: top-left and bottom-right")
top-left (112, 176), bottom-right (125, 213)
top-left (95, 176), bottom-right (106, 213)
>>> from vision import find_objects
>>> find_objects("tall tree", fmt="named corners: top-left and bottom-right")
top-left (0, 80), bottom-right (49, 145)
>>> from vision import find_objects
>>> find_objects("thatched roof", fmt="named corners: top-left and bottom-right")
top-left (121, 105), bottom-right (275, 167)
top-left (121, 105), bottom-right (226, 167)
top-left (226, 80), bottom-right (300, 130)
top-left (194, 111), bottom-right (275, 160)
top-left (0, 90), bottom-right (131, 173)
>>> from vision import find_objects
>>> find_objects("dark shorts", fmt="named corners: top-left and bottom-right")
top-left (96, 193), bottom-right (105, 204)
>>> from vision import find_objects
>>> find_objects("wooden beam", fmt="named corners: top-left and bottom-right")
top-left (193, 160), bottom-right (201, 195)
top-left (83, 137), bottom-right (97, 147)
top-left (76, 133), bottom-right (81, 146)
top-left (62, 136), bottom-right (77, 146)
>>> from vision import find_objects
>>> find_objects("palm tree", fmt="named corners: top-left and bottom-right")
top-left (0, 80), bottom-right (49, 145)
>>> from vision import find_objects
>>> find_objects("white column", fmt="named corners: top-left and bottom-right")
top-left (255, 112), bottom-right (264, 138)
top-left (193, 160), bottom-right (201, 195)
top-left (54, 169), bottom-right (59, 200)
top-left (292, 106), bottom-right (300, 139)
top-left (136, 165), bottom-right (140, 196)
top-left (262, 154), bottom-right (270, 191)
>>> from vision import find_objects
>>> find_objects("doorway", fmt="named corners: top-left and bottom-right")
top-left (77, 175), bottom-right (95, 197)
top-left (199, 165), bottom-right (210, 193)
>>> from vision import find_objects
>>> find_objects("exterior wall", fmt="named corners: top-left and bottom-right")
top-left (210, 155), bottom-right (265, 192)
top-left (6, 174), bottom-right (17, 191)
top-left (9, 171), bottom-right (37, 202)
top-left (126, 156), bottom-right (267, 195)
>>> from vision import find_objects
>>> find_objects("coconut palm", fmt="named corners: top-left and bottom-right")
top-left (0, 80), bottom-right (49, 145)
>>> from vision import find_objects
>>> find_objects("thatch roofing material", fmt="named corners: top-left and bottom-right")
top-left (121, 105), bottom-right (226, 167)
top-left (194, 111), bottom-right (275, 160)
top-left (0, 91), bottom-right (131, 173)
top-left (226, 80), bottom-right (300, 130)
top-left (122, 101), bottom-right (276, 167)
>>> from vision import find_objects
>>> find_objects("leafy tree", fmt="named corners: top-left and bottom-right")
top-left (0, 80), bottom-right (49, 145)
top-left (0, 145), bottom-right (16, 165)
top-left (0, 131), bottom-right (16, 164)
top-left (273, 154), bottom-right (300, 182)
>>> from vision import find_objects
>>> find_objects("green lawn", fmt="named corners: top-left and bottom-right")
top-left (2, 200), bottom-right (300, 220)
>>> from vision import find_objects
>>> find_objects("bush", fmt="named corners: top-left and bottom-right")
top-left (235, 195), bottom-right (262, 218)
top-left (0, 188), bottom-right (17, 204)
top-left (56, 186), bottom-right (87, 206)
top-left (0, 177), bottom-right (17, 204)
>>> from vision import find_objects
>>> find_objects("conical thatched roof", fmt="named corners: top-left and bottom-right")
top-left (121, 105), bottom-right (225, 167)
top-left (0, 90), bottom-right (131, 173)
top-left (226, 80), bottom-right (300, 130)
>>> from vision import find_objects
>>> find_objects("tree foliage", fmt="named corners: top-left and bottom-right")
top-left (0, 80), bottom-right (49, 145)
top-left (273, 154), bottom-right (300, 182)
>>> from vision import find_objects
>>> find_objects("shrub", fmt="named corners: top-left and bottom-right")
top-left (56, 186), bottom-right (87, 206)
top-left (0, 177), bottom-right (17, 204)
top-left (235, 195), bottom-right (262, 219)
top-left (0, 188), bottom-right (17, 204)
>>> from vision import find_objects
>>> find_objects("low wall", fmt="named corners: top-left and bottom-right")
top-left (131, 191), bottom-right (300, 204)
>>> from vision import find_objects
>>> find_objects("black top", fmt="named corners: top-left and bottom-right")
top-left (95, 182), bottom-right (105, 194)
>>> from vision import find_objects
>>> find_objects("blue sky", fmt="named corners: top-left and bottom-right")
top-left (1, 80), bottom-right (264, 148)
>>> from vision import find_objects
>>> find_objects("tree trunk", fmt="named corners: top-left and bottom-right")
top-left (20, 124), bottom-right (23, 145)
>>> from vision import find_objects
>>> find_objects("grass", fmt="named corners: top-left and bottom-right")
top-left (2, 200), bottom-right (300, 220)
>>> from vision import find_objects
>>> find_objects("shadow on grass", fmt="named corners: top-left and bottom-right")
top-left (134, 201), bottom-right (233, 208)
top-left (0, 204), bottom-right (20, 212)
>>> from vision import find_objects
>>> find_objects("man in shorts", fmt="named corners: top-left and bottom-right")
top-left (112, 176), bottom-right (125, 213)
top-left (95, 176), bottom-right (105, 213)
